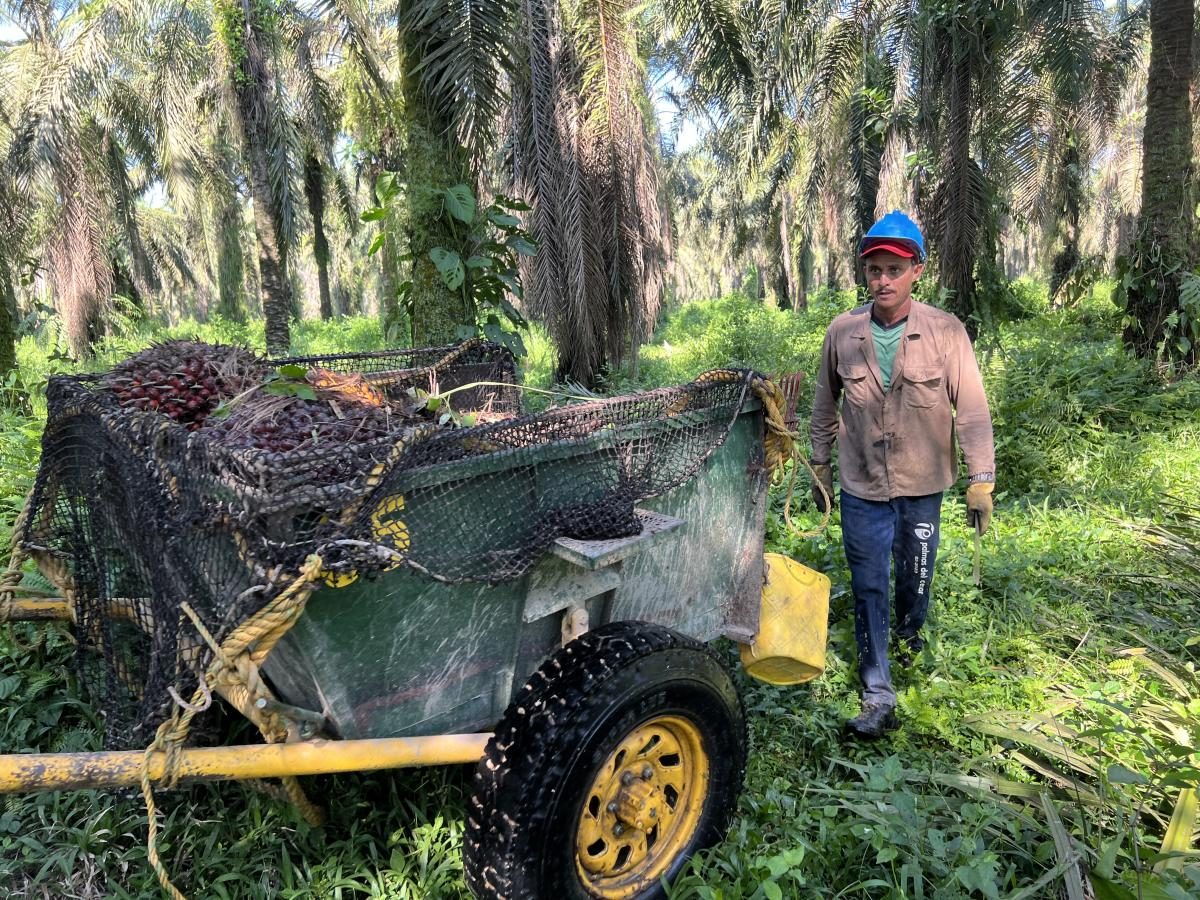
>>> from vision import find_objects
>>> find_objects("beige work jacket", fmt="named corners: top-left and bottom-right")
top-left (809, 300), bottom-right (995, 501)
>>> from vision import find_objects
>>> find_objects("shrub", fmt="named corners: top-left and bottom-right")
top-left (637, 290), bottom-right (854, 390)
top-left (982, 314), bottom-right (1200, 504)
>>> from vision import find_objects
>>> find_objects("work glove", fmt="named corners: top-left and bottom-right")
top-left (811, 463), bottom-right (835, 513)
top-left (966, 481), bottom-right (994, 535)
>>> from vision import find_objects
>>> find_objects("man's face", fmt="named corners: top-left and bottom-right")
top-left (863, 251), bottom-right (924, 316)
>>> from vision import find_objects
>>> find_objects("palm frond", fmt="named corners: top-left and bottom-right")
top-left (400, 0), bottom-right (519, 164)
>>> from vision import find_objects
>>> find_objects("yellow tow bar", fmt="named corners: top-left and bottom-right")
top-left (2, 596), bottom-right (73, 621)
top-left (0, 734), bottom-right (491, 794)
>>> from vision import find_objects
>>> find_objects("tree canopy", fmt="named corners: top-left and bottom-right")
top-left (0, 0), bottom-right (1191, 377)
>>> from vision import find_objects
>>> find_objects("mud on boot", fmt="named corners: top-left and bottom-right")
top-left (845, 702), bottom-right (898, 739)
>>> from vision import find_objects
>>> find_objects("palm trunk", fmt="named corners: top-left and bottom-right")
top-left (821, 190), bottom-right (851, 290)
top-left (780, 194), bottom-right (798, 309)
top-left (246, 146), bottom-right (291, 355)
top-left (852, 120), bottom-right (884, 292)
top-left (1123, 0), bottom-right (1195, 359)
top-left (400, 91), bottom-right (471, 348)
top-left (940, 54), bottom-right (978, 330)
top-left (216, 196), bottom-right (246, 322)
top-left (304, 155), bottom-right (334, 320)
top-left (0, 258), bottom-right (16, 381)
top-left (51, 152), bottom-right (111, 360)
top-left (795, 238), bottom-right (812, 312)
top-left (228, 0), bottom-right (292, 356)
top-left (1049, 141), bottom-right (1083, 305)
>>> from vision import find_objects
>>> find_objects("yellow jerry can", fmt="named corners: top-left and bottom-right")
top-left (739, 552), bottom-right (831, 685)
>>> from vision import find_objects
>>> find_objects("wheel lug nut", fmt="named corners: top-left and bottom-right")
top-left (642, 765), bottom-right (653, 779)
top-left (613, 823), bottom-right (625, 836)
top-left (607, 801), bottom-right (618, 813)
top-left (621, 771), bottom-right (634, 785)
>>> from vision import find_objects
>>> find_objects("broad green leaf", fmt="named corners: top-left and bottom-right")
top-left (495, 194), bottom-right (532, 211)
top-left (487, 209), bottom-right (520, 228)
top-left (367, 233), bottom-right (386, 256)
top-left (0, 675), bottom-right (20, 701)
top-left (294, 385), bottom-right (316, 401)
top-left (430, 248), bottom-right (465, 290)
top-left (1155, 788), bottom-right (1198, 873)
top-left (761, 882), bottom-right (782, 900)
top-left (466, 255), bottom-right (493, 269)
top-left (1095, 835), bottom-right (1122, 879)
top-left (1097, 875), bottom-right (1182, 900)
top-left (263, 381), bottom-right (293, 397)
top-left (500, 296), bottom-right (528, 328)
top-left (954, 859), bottom-right (1001, 900)
top-left (1089, 877), bottom-right (1137, 900)
top-left (375, 173), bottom-right (401, 204)
top-left (360, 208), bottom-right (386, 222)
top-left (443, 184), bottom-right (476, 224)
top-left (1107, 764), bottom-right (1149, 785)
top-left (483, 319), bottom-right (506, 344)
top-left (278, 364), bottom-right (308, 379)
top-left (508, 236), bottom-right (538, 257)
top-left (499, 330), bottom-right (526, 358)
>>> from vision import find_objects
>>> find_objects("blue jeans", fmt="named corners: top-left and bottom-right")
top-left (840, 490), bottom-right (943, 707)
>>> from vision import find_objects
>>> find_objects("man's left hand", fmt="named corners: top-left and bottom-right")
top-left (966, 482), bottom-right (994, 534)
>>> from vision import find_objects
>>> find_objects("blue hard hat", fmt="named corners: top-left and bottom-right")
top-left (859, 210), bottom-right (926, 262)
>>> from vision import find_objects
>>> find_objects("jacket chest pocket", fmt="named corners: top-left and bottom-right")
top-left (837, 363), bottom-right (871, 408)
top-left (902, 365), bottom-right (944, 408)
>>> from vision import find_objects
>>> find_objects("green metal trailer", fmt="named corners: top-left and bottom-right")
top-left (0, 354), bottom-right (820, 900)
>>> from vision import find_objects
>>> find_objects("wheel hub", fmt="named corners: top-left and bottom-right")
top-left (614, 769), bottom-right (663, 832)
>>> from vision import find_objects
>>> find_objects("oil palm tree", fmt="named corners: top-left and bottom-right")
top-left (212, 0), bottom-right (297, 354)
top-left (1, 0), bottom-right (155, 358)
top-left (1120, 0), bottom-right (1195, 361)
top-left (660, 0), bottom-right (1142, 328)
top-left (394, 0), bottom-right (518, 346)
top-left (0, 94), bottom-right (27, 379)
top-left (509, 0), bottom-right (669, 383)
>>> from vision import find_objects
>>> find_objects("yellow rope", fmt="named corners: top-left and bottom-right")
top-left (281, 773), bottom-right (326, 825)
top-left (743, 374), bottom-right (831, 540)
top-left (139, 555), bottom-right (327, 900)
top-left (0, 489), bottom-right (35, 625)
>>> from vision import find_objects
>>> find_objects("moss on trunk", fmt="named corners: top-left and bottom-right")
top-left (400, 106), bottom-right (473, 348)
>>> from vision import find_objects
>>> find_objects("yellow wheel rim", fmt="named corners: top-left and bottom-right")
top-left (574, 714), bottom-right (710, 898)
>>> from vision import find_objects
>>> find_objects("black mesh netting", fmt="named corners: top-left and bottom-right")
top-left (22, 339), bottom-right (761, 749)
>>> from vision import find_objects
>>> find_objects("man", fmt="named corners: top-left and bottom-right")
top-left (809, 210), bottom-right (995, 739)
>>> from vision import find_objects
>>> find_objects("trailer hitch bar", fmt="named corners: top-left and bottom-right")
top-left (0, 734), bottom-right (492, 794)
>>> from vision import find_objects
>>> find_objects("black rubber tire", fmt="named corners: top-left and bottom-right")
top-left (464, 621), bottom-right (747, 900)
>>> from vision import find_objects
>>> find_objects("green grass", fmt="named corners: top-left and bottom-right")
top-left (2, 292), bottom-right (1199, 898)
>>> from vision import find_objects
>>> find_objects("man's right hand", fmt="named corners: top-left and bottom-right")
top-left (811, 463), bottom-right (835, 512)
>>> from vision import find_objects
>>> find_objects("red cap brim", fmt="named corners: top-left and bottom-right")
top-left (860, 242), bottom-right (916, 259)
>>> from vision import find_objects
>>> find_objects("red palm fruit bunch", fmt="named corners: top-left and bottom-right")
top-left (204, 367), bottom-right (411, 453)
top-left (99, 341), bottom-right (268, 431)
